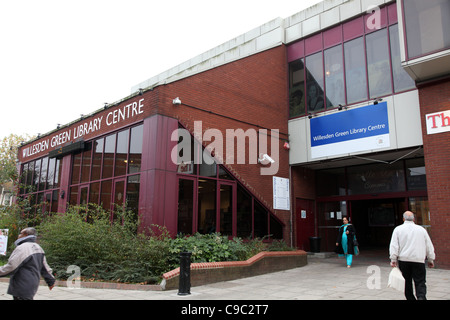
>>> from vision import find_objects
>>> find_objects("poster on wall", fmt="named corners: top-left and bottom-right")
top-left (273, 177), bottom-right (290, 211)
top-left (0, 229), bottom-right (9, 256)
top-left (310, 102), bottom-right (390, 159)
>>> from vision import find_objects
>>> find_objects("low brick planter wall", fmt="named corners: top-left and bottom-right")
top-left (161, 250), bottom-right (307, 291)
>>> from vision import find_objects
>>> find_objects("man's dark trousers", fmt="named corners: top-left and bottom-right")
top-left (398, 261), bottom-right (427, 300)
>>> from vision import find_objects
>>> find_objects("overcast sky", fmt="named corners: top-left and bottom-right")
top-left (0, 0), bottom-right (321, 140)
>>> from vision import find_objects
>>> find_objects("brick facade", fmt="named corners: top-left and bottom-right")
top-left (17, 46), bottom-right (293, 243)
top-left (418, 79), bottom-right (450, 268)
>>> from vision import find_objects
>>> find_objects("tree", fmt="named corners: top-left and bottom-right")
top-left (0, 134), bottom-right (33, 185)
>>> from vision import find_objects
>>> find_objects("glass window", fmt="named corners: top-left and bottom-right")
top-left (115, 129), bottom-right (129, 177)
top-left (72, 152), bottom-right (82, 184)
top-left (54, 158), bottom-right (62, 188)
top-left (197, 179), bottom-right (216, 234)
top-left (102, 134), bottom-right (116, 179)
top-left (306, 52), bottom-right (325, 113)
top-left (324, 44), bottom-right (345, 108)
top-left (403, 0), bottom-right (450, 59)
top-left (34, 159), bottom-right (41, 191)
top-left (89, 182), bottom-right (100, 205)
top-left (47, 157), bottom-right (56, 189)
top-left (254, 201), bottom-right (268, 238)
top-left (236, 185), bottom-right (252, 238)
top-left (409, 197), bottom-right (430, 232)
top-left (289, 59), bottom-right (306, 117)
top-left (126, 175), bottom-right (141, 225)
top-left (347, 162), bottom-right (406, 195)
top-left (270, 215), bottom-right (283, 239)
top-left (199, 152), bottom-right (217, 177)
top-left (129, 124), bottom-right (143, 174)
top-left (100, 180), bottom-right (112, 211)
top-left (405, 158), bottom-right (427, 190)
top-left (178, 179), bottom-right (194, 235)
top-left (366, 29), bottom-right (392, 98)
top-left (316, 168), bottom-right (346, 197)
top-left (39, 157), bottom-right (48, 191)
top-left (91, 138), bottom-right (104, 181)
top-left (389, 24), bottom-right (416, 92)
top-left (80, 143), bottom-right (92, 183)
top-left (219, 184), bottom-right (233, 236)
top-left (344, 37), bottom-right (368, 104)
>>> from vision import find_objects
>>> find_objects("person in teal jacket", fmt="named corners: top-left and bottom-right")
top-left (335, 217), bottom-right (357, 268)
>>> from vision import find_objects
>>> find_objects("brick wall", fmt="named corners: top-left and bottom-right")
top-left (156, 46), bottom-right (292, 239)
top-left (418, 79), bottom-right (450, 268)
top-left (17, 45), bottom-right (292, 243)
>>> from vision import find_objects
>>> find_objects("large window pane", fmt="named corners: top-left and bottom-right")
top-left (47, 157), bottom-right (56, 189)
top-left (72, 153), bottom-right (81, 184)
top-left (91, 138), bottom-right (104, 181)
top-left (389, 24), bottom-right (416, 92)
top-left (403, 0), bottom-right (450, 59)
top-left (115, 129), bottom-right (129, 177)
top-left (39, 157), bottom-right (48, 190)
top-left (254, 201), bottom-right (268, 238)
top-left (347, 162), bottom-right (405, 195)
top-left (129, 124), bottom-right (143, 174)
top-left (80, 143), bottom-right (92, 183)
top-left (366, 29), bottom-right (392, 98)
top-left (126, 175), bottom-right (141, 227)
top-left (324, 45), bottom-right (345, 108)
top-left (34, 159), bottom-right (41, 191)
top-left (178, 179), bottom-right (194, 235)
top-left (316, 168), bottom-right (346, 197)
top-left (237, 185), bottom-right (252, 238)
top-left (100, 180), bottom-right (112, 211)
top-left (344, 37), bottom-right (368, 103)
top-left (405, 158), bottom-right (427, 190)
top-left (289, 59), bottom-right (306, 117)
top-left (306, 52), bottom-right (325, 113)
top-left (102, 134), bottom-right (116, 179)
top-left (219, 184), bottom-right (233, 236)
top-left (197, 179), bottom-right (216, 234)
top-left (89, 182), bottom-right (100, 205)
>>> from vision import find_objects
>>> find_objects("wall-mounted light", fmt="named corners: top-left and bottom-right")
top-left (308, 113), bottom-right (313, 119)
top-left (373, 98), bottom-right (383, 105)
top-left (139, 88), bottom-right (144, 96)
top-left (173, 97), bottom-right (182, 105)
top-left (338, 104), bottom-right (347, 111)
top-left (57, 124), bottom-right (61, 129)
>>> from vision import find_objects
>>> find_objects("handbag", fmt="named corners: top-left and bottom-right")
top-left (388, 267), bottom-right (405, 292)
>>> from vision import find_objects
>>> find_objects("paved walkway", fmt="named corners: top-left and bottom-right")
top-left (1, 253), bottom-right (449, 300)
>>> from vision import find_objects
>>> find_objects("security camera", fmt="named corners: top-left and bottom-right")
top-left (173, 97), bottom-right (181, 105)
top-left (258, 153), bottom-right (275, 164)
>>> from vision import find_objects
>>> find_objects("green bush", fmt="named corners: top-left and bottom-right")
top-left (2, 202), bottom-right (294, 284)
top-left (37, 204), bottom-right (171, 284)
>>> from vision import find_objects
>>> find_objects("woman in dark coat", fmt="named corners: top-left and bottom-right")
top-left (335, 217), bottom-right (357, 268)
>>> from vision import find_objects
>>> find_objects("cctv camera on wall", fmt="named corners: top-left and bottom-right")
top-left (258, 153), bottom-right (275, 164)
top-left (173, 97), bottom-right (181, 105)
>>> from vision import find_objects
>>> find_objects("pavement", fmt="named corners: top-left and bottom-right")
top-left (1, 252), bottom-right (449, 301)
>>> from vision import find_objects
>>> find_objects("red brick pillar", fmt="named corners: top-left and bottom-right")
top-left (419, 79), bottom-right (450, 269)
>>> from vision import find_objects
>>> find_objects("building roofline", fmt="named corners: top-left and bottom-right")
top-left (131, 0), bottom-right (395, 93)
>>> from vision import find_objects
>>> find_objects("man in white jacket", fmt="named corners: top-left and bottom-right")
top-left (389, 211), bottom-right (435, 300)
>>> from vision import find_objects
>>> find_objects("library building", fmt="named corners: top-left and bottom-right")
top-left (17, 0), bottom-right (450, 268)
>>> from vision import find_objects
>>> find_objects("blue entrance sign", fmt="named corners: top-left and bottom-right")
top-left (310, 102), bottom-right (390, 158)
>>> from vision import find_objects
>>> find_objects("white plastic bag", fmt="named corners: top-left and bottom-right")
top-left (388, 267), bottom-right (405, 292)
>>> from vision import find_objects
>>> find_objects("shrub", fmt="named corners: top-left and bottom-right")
top-left (37, 204), bottom-right (171, 284)
top-left (2, 202), bottom-right (294, 284)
